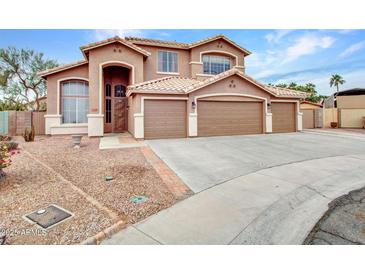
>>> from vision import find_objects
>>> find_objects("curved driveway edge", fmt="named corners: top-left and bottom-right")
top-left (102, 154), bottom-right (365, 245)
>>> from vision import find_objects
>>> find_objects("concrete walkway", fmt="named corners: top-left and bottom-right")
top-left (102, 154), bottom-right (365, 244)
top-left (99, 133), bottom-right (146, 149)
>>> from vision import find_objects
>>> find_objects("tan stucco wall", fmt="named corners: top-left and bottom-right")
top-left (46, 64), bottom-right (89, 115)
top-left (337, 95), bottom-right (365, 109)
top-left (88, 42), bottom-right (145, 114)
top-left (324, 108), bottom-right (338, 128)
top-left (136, 45), bottom-right (190, 80)
top-left (340, 109), bottom-right (365, 128)
top-left (300, 102), bottom-right (321, 109)
top-left (187, 75), bottom-right (274, 113)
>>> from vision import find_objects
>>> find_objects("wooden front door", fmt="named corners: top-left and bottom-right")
top-left (113, 97), bottom-right (128, 132)
top-left (104, 84), bottom-right (128, 133)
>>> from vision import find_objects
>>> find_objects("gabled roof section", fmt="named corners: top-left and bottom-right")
top-left (80, 36), bottom-right (151, 59)
top-left (37, 60), bottom-right (88, 78)
top-left (127, 76), bottom-right (200, 96)
top-left (126, 34), bottom-right (251, 56)
top-left (188, 34), bottom-right (251, 56)
top-left (127, 68), bottom-right (307, 99)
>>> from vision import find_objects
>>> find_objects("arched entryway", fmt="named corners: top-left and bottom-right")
top-left (102, 65), bottom-right (131, 133)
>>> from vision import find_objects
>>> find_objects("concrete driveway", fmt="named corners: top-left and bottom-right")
top-left (102, 131), bottom-right (365, 244)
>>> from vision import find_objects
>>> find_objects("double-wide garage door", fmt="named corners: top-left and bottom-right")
top-left (197, 101), bottom-right (263, 137)
top-left (144, 100), bottom-right (187, 139)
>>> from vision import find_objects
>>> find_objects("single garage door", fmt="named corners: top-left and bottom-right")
top-left (271, 102), bottom-right (296, 133)
top-left (198, 100), bottom-right (263, 137)
top-left (144, 100), bottom-right (187, 139)
top-left (302, 109), bottom-right (315, 129)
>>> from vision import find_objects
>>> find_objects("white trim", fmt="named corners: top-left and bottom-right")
top-left (87, 114), bottom-right (104, 118)
top-left (44, 114), bottom-right (62, 118)
top-left (199, 50), bottom-right (239, 66)
top-left (98, 61), bottom-right (135, 115)
top-left (234, 65), bottom-right (245, 69)
top-left (189, 61), bottom-right (203, 65)
top-left (57, 77), bottom-right (89, 116)
top-left (193, 93), bottom-right (268, 114)
top-left (156, 71), bottom-right (180, 76)
top-left (270, 100), bottom-right (302, 131)
top-left (195, 74), bottom-right (214, 77)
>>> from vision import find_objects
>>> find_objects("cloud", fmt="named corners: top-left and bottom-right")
top-left (93, 29), bottom-right (143, 40)
top-left (340, 41), bottom-right (365, 58)
top-left (265, 29), bottom-right (293, 43)
top-left (282, 35), bottom-right (335, 63)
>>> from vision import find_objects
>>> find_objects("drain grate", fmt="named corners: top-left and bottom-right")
top-left (130, 196), bottom-right (148, 204)
top-left (25, 205), bottom-right (72, 229)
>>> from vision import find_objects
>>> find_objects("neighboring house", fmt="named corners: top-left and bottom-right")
top-left (323, 88), bottom-right (365, 128)
top-left (300, 101), bottom-right (323, 129)
top-left (38, 34), bottom-right (306, 139)
top-left (28, 96), bottom-right (47, 111)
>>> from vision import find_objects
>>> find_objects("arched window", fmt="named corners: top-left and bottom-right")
top-left (61, 80), bottom-right (89, 124)
top-left (203, 55), bottom-right (232, 75)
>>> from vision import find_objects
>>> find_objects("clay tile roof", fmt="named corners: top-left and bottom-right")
top-left (80, 36), bottom-right (151, 57)
top-left (128, 68), bottom-right (307, 99)
top-left (265, 85), bottom-right (307, 98)
top-left (37, 60), bottom-right (88, 77)
top-left (126, 34), bottom-right (251, 55)
top-left (125, 37), bottom-right (190, 49)
top-left (127, 76), bottom-right (200, 95)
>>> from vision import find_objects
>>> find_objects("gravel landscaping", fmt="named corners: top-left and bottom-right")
top-left (304, 186), bottom-right (365, 245)
top-left (0, 136), bottom-right (182, 244)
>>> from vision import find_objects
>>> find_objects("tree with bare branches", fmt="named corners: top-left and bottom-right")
top-left (0, 47), bottom-right (58, 111)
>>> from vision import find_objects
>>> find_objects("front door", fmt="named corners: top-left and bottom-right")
top-left (104, 84), bottom-right (128, 133)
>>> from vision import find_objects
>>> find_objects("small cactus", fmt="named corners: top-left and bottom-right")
top-left (22, 126), bottom-right (35, 142)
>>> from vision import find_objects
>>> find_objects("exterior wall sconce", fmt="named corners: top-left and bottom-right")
top-left (267, 102), bottom-right (271, 107)
top-left (192, 101), bottom-right (196, 109)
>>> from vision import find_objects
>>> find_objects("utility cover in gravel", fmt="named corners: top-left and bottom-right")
top-left (26, 205), bottom-right (72, 229)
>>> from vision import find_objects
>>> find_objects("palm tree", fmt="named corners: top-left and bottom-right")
top-left (330, 74), bottom-right (346, 92)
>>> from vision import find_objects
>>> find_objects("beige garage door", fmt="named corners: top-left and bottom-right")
top-left (144, 100), bottom-right (187, 139)
top-left (302, 109), bottom-right (315, 129)
top-left (271, 102), bottom-right (296, 133)
top-left (198, 100), bottom-right (263, 137)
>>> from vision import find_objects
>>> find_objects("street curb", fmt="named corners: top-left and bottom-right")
top-left (81, 220), bottom-right (126, 245)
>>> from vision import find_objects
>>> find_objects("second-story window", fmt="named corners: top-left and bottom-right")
top-left (203, 55), bottom-right (232, 75)
top-left (158, 51), bottom-right (178, 73)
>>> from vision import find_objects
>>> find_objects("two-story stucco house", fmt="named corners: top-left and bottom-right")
top-left (38, 34), bottom-right (306, 139)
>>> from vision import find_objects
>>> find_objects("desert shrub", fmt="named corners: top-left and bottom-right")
top-left (0, 135), bottom-right (12, 141)
top-left (22, 126), bottom-right (35, 142)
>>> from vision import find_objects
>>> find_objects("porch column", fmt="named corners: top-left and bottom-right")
top-left (265, 113), bottom-right (272, 133)
top-left (188, 113), bottom-right (198, 137)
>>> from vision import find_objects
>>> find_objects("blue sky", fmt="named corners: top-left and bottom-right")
top-left (0, 29), bottom-right (364, 95)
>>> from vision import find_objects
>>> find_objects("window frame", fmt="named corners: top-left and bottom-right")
top-left (157, 50), bottom-right (179, 74)
top-left (60, 79), bottom-right (89, 124)
top-left (202, 54), bottom-right (232, 75)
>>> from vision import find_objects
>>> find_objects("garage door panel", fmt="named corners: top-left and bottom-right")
top-left (302, 109), bottom-right (314, 129)
top-left (198, 101), bottom-right (263, 137)
top-left (272, 102), bottom-right (296, 133)
top-left (144, 100), bottom-right (186, 139)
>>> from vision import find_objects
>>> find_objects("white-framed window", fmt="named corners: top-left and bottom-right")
top-left (61, 80), bottom-right (89, 124)
top-left (203, 55), bottom-right (231, 75)
top-left (158, 51), bottom-right (178, 73)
